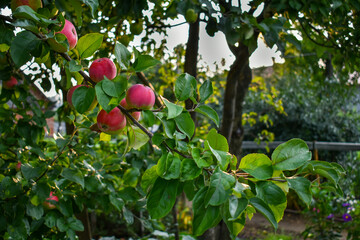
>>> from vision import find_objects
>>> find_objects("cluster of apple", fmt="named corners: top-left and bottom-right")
top-left (9, 0), bottom-right (155, 135)
top-left (68, 57), bottom-right (155, 135)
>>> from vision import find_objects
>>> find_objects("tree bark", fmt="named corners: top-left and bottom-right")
top-left (184, 18), bottom-right (200, 122)
top-left (220, 43), bottom-right (252, 159)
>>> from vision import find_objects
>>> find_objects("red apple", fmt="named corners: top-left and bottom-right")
top-left (48, 19), bottom-right (78, 53)
top-left (97, 107), bottom-right (127, 135)
top-left (3, 76), bottom-right (18, 89)
top-left (120, 98), bottom-right (141, 121)
top-left (67, 84), bottom-right (97, 111)
top-left (43, 191), bottom-right (59, 210)
top-left (15, 161), bottom-right (21, 171)
top-left (11, 0), bottom-right (43, 12)
top-left (126, 84), bottom-right (155, 110)
top-left (89, 58), bottom-right (117, 82)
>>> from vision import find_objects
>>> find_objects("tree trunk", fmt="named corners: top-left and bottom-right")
top-left (184, 18), bottom-right (200, 122)
top-left (220, 43), bottom-right (252, 159)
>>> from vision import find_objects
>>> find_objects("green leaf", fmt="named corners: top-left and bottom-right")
top-left (95, 81), bottom-right (116, 113)
top-left (123, 207), bottom-right (134, 225)
top-left (162, 119), bottom-right (176, 139)
top-left (180, 158), bottom-right (201, 181)
top-left (123, 168), bottom-right (140, 187)
top-left (114, 42), bottom-right (131, 69)
top-left (228, 195), bottom-right (248, 220)
top-left (68, 59), bottom-right (82, 72)
top-left (174, 73), bottom-right (197, 101)
top-left (256, 181), bottom-right (287, 206)
top-left (68, 218), bottom-right (84, 231)
top-left (81, 0), bottom-right (99, 17)
top-left (101, 78), bottom-right (118, 97)
top-left (287, 177), bottom-right (311, 207)
top-left (191, 148), bottom-right (212, 168)
top-left (77, 33), bottom-right (103, 59)
top-left (26, 203), bottom-right (44, 220)
top-left (204, 167), bottom-right (236, 206)
top-left (163, 99), bottom-right (183, 119)
top-left (45, 212), bottom-right (59, 228)
top-left (127, 126), bottom-right (150, 150)
top-left (249, 197), bottom-right (278, 230)
top-left (192, 187), bottom-right (222, 236)
top-left (174, 112), bottom-right (195, 139)
top-left (21, 163), bottom-right (43, 180)
top-left (272, 138), bottom-right (312, 171)
top-left (310, 161), bottom-right (341, 184)
top-left (239, 154), bottom-right (273, 180)
top-left (57, 218), bottom-right (68, 232)
top-left (206, 142), bottom-right (231, 170)
top-left (12, 6), bottom-right (58, 26)
top-left (109, 193), bottom-right (124, 212)
top-left (221, 199), bottom-right (246, 239)
top-left (141, 165), bottom-right (158, 193)
top-left (113, 75), bottom-right (128, 97)
top-left (195, 105), bottom-right (219, 127)
top-left (61, 168), bottom-right (84, 188)
top-left (72, 86), bottom-right (96, 114)
top-left (199, 80), bottom-right (213, 102)
top-left (10, 31), bottom-right (40, 67)
top-left (133, 55), bottom-right (161, 72)
top-left (147, 178), bottom-right (179, 219)
top-left (206, 128), bottom-right (229, 152)
top-left (157, 153), bottom-right (181, 180)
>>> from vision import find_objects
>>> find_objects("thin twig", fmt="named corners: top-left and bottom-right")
top-left (117, 105), bottom-right (154, 139)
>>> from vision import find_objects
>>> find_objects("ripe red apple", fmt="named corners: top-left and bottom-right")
top-left (89, 58), bottom-right (117, 82)
top-left (67, 84), bottom-right (97, 111)
top-left (3, 76), bottom-right (18, 89)
top-left (48, 19), bottom-right (78, 53)
top-left (15, 161), bottom-right (21, 171)
top-left (97, 107), bottom-right (127, 135)
top-left (126, 84), bottom-right (155, 110)
top-left (43, 191), bottom-right (59, 210)
top-left (120, 98), bottom-right (141, 121)
top-left (11, 0), bottom-right (43, 12)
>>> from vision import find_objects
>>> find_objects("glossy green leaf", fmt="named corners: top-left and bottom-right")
top-left (204, 167), bottom-right (236, 206)
top-left (109, 193), bottom-right (125, 212)
top-left (68, 218), bottom-right (84, 231)
top-left (287, 177), bottom-right (311, 207)
top-left (228, 195), bottom-right (248, 220)
top-left (175, 112), bottom-right (195, 139)
top-left (10, 31), bottom-right (40, 67)
top-left (123, 168), bottom-right (140, 187)
top-left (26, 203), bottom-right (44, 220)
top-left (272, 138), bottom-right (311, 170)
top-left (162, 119), bottom-right (176, 139)
top-left (239, 153), bottom-right (273, 180)
top-left (192, 187), bottom-right (222, 236)
top-left (141, 165), bottom-right (158, 193)
top-left (157, 153), bottom-right (181, 180)
top-left (114, 42), bottom-right (131, 69)
top-left (77, 33), bottom-right (103, 59)
top-left (195, 105), bottom-right (219, 127)
top-left (199, 80), bottom-right (213, 102)
top-left (147, 178), bottom-right (178, 219)
top-left (21, 163), bottom-right (43, 180)
top-left (249, 197), bottom-right (278, 230)
top-left (174, 73), bottom-right (197, 101)
top-left (180, 158), bottom-right (201, 181)
top-left (133, 55), bottom-right (161, 72)
top-left (95, 81), bottom-right (116, 113)
top-left (61, 168), bottom-right (84, 188)
top-left (206, 142), bottom-right (231, 170)
top-left (68, 59), bottom-right (82, 72)
top-left (163, 99), bottom-right (183, 119)
top-left (81, 0), bottom-right (99, 17)
top-left (206, 128), bottom-right (229, 152)
top-left (127, 126), bottom-right (150, 150)
top-left (221, 200), bottom-right (246, 239)
top-left (191, 148), bottom-right (212, 168)
top-left (72, 86), bottom-right (96, 114)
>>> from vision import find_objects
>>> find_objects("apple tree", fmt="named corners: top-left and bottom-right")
top-left (0, 1), bottom-right (346, 239)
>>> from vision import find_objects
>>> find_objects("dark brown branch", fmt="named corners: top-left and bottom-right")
top-left (147, 21), bottom-right (187, 30)
top-left (59, 52), bottom-right (97, 86)
top-left (117, 105), bottom-right (154, 139)
top-left (0, 14), bottom-right (13, 22)
top-left (299, 20), bottom-right (336, 49)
